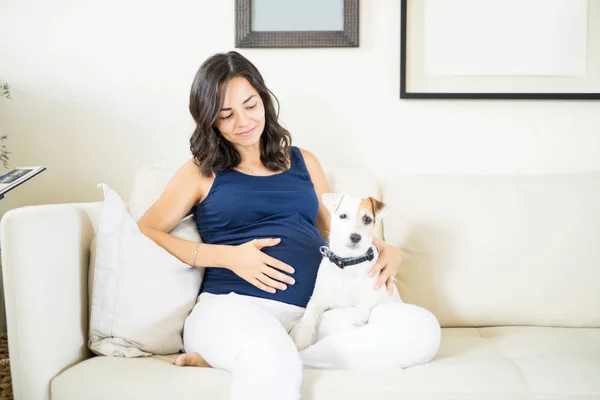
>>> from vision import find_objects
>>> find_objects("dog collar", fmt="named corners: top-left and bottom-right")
top-left (319, 246), bottom-right (375, 269)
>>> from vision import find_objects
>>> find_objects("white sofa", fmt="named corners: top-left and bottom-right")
top-left (2, 166), bottom-right (600, 400)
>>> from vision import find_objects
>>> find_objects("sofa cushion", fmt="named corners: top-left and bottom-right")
top-left (382, 172), bottom-right (600, 328)
top-left (88, 184), bottom-right (203, 357)
top-left (52, 327), bottom-right (600, 400)
top-left (129, 164), bottom-right (182, 221)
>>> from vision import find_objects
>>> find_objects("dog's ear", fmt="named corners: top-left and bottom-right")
top-left (322, 192), bottom-right (347, 213)
top-left (368, 197), bottom-right (390, 223)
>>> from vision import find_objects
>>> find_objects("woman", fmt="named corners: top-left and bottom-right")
top-left (138, 51), bottom-right (441, 400)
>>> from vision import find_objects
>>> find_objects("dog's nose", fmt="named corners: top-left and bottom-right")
top-left (350, 233), bottom-right (361, 243)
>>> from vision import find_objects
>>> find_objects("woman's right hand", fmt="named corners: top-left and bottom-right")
top-left (227, 238), bottom-right (296, 293)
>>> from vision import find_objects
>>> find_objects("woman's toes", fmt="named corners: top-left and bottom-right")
top-left (174, 353), bottom-right (210, 367)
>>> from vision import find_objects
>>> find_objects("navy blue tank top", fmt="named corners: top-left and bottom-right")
top-left (191, 146), bottom-right (327, 308)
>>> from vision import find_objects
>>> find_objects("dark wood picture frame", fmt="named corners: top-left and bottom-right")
top-left (400, 0), bottom-right (600, 100)
top-left (235, 0), bottom-right (359, 48)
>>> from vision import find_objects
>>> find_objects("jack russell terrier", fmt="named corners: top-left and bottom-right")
top-left (292, 192), bottom-right (402, 351)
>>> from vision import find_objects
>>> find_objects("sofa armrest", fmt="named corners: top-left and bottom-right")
top-left (1, 202), bottom-right (102, 400)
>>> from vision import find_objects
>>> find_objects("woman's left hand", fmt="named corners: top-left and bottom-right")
top-left (369, 236), bottom-right (402, 295)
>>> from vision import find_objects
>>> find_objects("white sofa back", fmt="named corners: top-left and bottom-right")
top-left (129, 166), bottom-right (600, 329)
top-left (382, 172), bottom-right (600, 328)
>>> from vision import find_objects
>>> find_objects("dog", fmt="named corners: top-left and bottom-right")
top-left (292, 192), bottom-right (401, 351)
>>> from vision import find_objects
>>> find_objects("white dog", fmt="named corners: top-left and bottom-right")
top-left (292, 192), bottom-right (401, 351)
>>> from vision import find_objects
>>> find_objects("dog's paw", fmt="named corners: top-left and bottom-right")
top-left (292, 324), bottom-right (316, 351)
top-left (352, 306), bottom-right (371, 327)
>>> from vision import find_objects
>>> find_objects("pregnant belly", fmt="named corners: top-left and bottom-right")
top-left (205, 214), bottom-right (328, 286)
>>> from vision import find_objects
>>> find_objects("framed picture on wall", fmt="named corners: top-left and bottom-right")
top-left (235, 0), bottom-right (359, 48)
top-left (400, 0), bottom-right (600, 100)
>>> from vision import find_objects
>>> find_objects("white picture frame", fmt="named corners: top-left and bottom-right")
top-left (400, 0), bottom-right (600, 100)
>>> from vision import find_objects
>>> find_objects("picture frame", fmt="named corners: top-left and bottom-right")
top-left (400, 0), bottom-right (600, 100)
top-left (235, 0), bottom-right (359, 48)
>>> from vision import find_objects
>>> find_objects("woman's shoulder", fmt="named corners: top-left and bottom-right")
top-left (173, 158), bottom-right (214, 202)
top-left (296, 147), bottom-right (327, 181)
top-left (296, 147), bottom-right (321, 169)
top-left (178, 158), bottom-right (208, 180)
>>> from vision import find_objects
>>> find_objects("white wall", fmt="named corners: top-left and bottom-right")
top-left (0, 0), bottom-right (599, 216)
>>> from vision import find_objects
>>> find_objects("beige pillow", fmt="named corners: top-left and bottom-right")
top-left (88, 184), bottom-right (203, 357)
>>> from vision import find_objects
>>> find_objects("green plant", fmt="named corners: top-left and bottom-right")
top-left (0, 82), bottom-right (11, 100)
top-left (0, 81), bottom-right (11, 168)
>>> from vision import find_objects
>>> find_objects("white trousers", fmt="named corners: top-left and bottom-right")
top-left (183, 291), bottom-right (441, 400)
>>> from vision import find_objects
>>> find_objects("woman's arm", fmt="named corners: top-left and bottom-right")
top-left (137, 159), bottom-right (295, 293)
top-left (137, 159), bottom-right (233, 268)
top-left (300, 148), bottom-right (332, 243)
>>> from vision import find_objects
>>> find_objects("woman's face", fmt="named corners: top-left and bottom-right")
top-left (214, 76), bottom-right (265, 149)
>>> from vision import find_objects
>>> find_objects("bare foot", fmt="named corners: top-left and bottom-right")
top-left (173, 352), bottom-right (211, 368)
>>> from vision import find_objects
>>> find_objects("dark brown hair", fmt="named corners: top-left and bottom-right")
top-left (189, 51), bottom-right (292, 177)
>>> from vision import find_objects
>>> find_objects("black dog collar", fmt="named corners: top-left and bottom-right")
top-left (319, 246), bottom-right (375, 269)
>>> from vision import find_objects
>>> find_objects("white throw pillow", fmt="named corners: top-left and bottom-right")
top-left (88, 183), bottom-right (203, 357)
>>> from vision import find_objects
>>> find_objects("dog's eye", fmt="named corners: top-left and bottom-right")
top-left (339, 214), bottom-right (348, 220)
top-left (363, 215), bottom-right (373, 224)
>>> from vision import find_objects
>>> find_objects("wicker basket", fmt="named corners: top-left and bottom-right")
top-left (0, 333), bottom-right (12, 400)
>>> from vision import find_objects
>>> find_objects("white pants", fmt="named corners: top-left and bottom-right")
top-left (183, 291), bottom-right (441, 400)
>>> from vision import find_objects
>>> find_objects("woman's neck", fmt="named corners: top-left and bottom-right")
top-left (236, 142), bottom-right (262, 168)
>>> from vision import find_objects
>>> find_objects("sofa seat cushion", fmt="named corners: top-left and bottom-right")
top-left (52, 327), bottom-right (600, 400)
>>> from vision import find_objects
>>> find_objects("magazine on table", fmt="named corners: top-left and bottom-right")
top-left (0, 166), bottom-right (46, 199)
